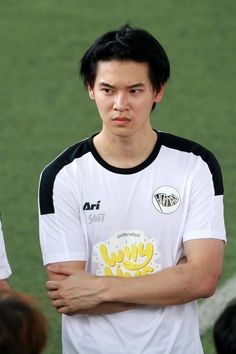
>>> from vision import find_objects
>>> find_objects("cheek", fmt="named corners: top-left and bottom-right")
top-left (134, 98), bottom-right (154, 113)
top-left (94, 101), bottom-right (111, 120)
top-left (95, 97), bottom-right (113, 112)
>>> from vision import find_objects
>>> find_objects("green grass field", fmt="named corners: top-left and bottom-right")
top-left (0, 1), bottom-right (235, 353)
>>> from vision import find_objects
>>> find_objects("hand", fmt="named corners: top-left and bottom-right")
top-left (46, 266), bottom-right (106, 315)
top-left (46, 260), bottom-right (85, 281)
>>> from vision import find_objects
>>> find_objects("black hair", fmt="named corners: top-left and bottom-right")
top-left (80, 24), bottom-right (170, 93)
top-left (0, 290), bottom-right (48, 354)
top-left (213, 299), bottom-right (236, 354)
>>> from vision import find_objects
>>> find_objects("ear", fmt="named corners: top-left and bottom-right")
top-left (88, 85), bottom-right (95, 100)
top-left (154, 85), bottom-right (165, 103)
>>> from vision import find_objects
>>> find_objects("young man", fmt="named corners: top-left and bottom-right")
top-left (39, 24), bottom-right (226, 353)
top-left (0, 215), bottom-right (11, 289)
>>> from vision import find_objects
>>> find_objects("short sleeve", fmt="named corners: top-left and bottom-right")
top-left (183, 154), bottom-right (226, 242)
top-left (0, 219), bottom-right (12, 279)
top-left (38, 163), bottom-right (87, 266)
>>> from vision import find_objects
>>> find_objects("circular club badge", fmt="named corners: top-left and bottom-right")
top-left (152, 186), bottom-right (180, 214)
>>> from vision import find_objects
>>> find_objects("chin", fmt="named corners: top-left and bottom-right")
top-left (111, 127), bottom-right (134, 138)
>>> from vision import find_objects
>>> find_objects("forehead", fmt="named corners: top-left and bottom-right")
top-left (94, 60), bottom-right (151, 86)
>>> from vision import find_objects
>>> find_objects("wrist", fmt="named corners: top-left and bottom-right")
top-left (96, 276), bottom-right (116, 303)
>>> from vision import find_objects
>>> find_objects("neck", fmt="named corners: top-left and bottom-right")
top-left (93, 128), bottom-right (158, 168)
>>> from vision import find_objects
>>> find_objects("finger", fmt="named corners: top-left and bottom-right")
top-left (51, 299), bottom-right (65, 309)
top-left (56, 305), bottom-right (79, 316)
top-left (47, 290), bottom-right (59, 300)
top-left (57, 306), bottom-right (69, 314)
top-left (46, 281), bottom-right (60, 290)
top-left (47, 264), bottom-right (74, 276)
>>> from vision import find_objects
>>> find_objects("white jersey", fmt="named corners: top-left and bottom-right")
top-left (39, 131), bottom-right (226, 354)
top-left (0, 217), bottom-right (12, 280)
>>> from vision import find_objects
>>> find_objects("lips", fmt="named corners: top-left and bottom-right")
top-left (112, 116), bottom-right (130, 120)
top-left (112, 117), bottom-right (131, 126)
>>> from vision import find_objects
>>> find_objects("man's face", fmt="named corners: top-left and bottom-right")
top-left (88, 60), bottom-right (164, 138)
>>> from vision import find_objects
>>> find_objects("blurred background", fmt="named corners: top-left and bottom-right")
top-left (0, 1), bottom-right (235, 353)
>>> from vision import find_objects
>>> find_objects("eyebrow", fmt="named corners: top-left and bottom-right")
top-left (99, 82), bottom-right (145, 89)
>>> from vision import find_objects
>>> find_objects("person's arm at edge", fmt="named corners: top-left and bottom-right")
top-left (0, 279), bottom-right (10, 290)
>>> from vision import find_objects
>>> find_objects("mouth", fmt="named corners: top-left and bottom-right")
top-left (112, 117), bottom-right (131, 125)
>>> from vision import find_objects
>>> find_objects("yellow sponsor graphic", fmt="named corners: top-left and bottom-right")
top-left (93, 230), bottom-right (161, 277)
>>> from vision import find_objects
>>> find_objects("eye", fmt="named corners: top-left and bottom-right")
top-left (130, 88), bottom-right (142, 94)
top-left (101, 88), bottom-right (113, 95)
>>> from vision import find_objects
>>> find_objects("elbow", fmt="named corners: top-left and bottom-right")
top-left (199, 273), bottom-right (221, 299)
top-left (201, 285), bottom-right (216, 299)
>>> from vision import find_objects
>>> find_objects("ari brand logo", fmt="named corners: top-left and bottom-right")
top-left (83, 201), bottom-right (101, 211)
top-left (152, 186), bottom-right (180, 214)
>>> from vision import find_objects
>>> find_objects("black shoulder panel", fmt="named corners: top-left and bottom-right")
top-left (159, 132), bottom-right (224, 196)
top-left (39, 138), bottom-right (90, 215)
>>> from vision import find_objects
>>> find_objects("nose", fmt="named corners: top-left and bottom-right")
top-left (113, 92), bottom-right (129, 112)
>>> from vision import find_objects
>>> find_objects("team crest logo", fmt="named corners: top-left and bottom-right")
top-left (152, 186), bottom-right (180, 214)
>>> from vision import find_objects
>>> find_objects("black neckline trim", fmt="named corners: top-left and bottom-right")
top-left (88, 130), bottom-right (161, 174)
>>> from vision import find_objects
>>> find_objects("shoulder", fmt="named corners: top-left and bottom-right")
top-left (160, 131), bottom-right (213, 157)
top-left (159, 131), bottom-right (224, 195)
top-left (39, 137), bottom-right (92, 215)
top-left (39, 136), bottom-right (93, 181)
top-left (159, 131), bottom-right (221, 166)
top-left (40, 137), bottom-right (92, 182)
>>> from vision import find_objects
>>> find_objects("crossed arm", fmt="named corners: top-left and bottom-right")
top-left (46, 238), bottom-right (224, 315)
top-left (47, 261), bottom-right (138, 314)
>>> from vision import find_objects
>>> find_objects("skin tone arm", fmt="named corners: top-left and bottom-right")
top-left (47, 238), bottom-right (224, 315)
top-left (47, 261), bottom-right (86, 281)
top-left (0, 279), bottom-right (10, 290)
top-left (46, 261), bottom-right (137, 314)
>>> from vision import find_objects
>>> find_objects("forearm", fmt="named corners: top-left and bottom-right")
top-left (46, 239), bottom-right (224, 314)
top-left (48, 264), bottom-right (213, 316)
top-left (71, 302), bottom-right (138, 315)
top-left (97, 239), bottom-right (224, 307)
top-left (99, 262), bottom-right (219, 306)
